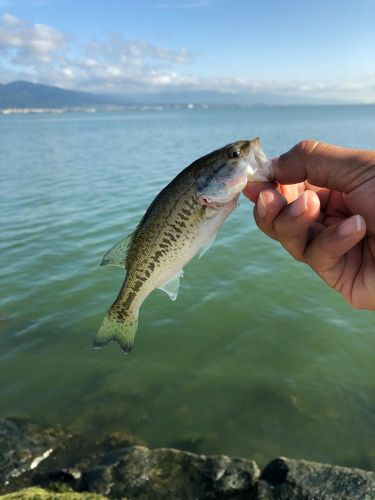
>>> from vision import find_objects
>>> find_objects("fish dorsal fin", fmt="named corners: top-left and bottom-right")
top-left (100, 234), bottom-right (133, 268)
top-left (158, 270), bottom-right (184, 301)
top-left (198, 232), bottom-right (217, 259)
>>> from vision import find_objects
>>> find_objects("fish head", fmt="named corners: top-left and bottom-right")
top-left (196, 137), bottom-right (273, 206)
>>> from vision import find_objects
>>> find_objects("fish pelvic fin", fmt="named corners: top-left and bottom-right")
top-left (93, 313), bottom-right (138, 353)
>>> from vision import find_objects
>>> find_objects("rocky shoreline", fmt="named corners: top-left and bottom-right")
top-left (0, 418), bottom-right (374, 499)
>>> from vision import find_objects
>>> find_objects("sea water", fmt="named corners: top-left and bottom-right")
top-left (0, 105), bottom-right (374, 469)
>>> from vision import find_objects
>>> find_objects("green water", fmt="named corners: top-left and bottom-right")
top-left (0, 106), bottom-right (374, 469)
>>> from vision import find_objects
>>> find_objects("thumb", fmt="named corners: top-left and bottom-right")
top-left (273, 140), bottom-right (375, 194)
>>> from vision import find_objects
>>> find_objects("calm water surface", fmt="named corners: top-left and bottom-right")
top-left (0, 106), bottom-right (374, 469)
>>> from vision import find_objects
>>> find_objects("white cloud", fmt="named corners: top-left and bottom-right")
top-left (0, 13), bottom-right (66, 63)
top-left (85, 36), bottom-right (193, 66)
top-left (0, 14), bottom-right (374, 102)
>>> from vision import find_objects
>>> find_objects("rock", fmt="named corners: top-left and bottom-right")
top-left (2, 419), bottom-right (375, 499)
top-left (0, 486), bottom-right (106, 499)
top-left (26, 432), bottom-right (143, 495)
top-left (0, 418), bottom-right (259, 499)
top-left (0, 418), bottom-right (64, 487)
top-left (0, 419), bottom-right (140, 495)
top-left (259, 456), bottom-right (375, 499)
top-left (84, 445), bottom-right (260, 499)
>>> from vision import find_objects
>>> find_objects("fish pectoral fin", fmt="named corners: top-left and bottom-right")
top-left (198, 232), bottom-right (217, 259)
top-left (100, 234), bottom-right (133, 268)
top-left (158, 270), bottom-right (184, 301)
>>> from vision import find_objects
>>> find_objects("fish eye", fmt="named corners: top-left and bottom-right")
top-left (228, 148), bottom-right (241, 159)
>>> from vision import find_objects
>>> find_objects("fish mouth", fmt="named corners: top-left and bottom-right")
top-left (196, 138), bottom-right (273, 206)
top-left (244, 139), bottom-right (274, 182)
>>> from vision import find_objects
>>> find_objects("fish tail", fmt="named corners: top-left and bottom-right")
top-left (93, 311), bottom-right (138, 353)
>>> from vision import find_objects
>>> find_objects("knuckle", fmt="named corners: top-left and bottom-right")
top-left (294, 139), bottom-right (319, 157)
top-left (278, 140), bottom-right (321, 180)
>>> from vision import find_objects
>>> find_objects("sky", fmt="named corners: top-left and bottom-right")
top-left (0, 0), bottom-right (374, 102)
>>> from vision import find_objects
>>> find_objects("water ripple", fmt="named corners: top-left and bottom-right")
top-left (1, 107), bottom-right (374, 470)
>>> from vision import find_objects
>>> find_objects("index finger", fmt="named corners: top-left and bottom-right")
top-left (242, 181), bottom-right (276, 202)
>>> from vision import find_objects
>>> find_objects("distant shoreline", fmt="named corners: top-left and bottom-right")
top-left (1, 102), bottom-right (374, 115)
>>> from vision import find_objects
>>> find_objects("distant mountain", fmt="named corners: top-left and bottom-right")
top-left (0, 80), bottom-right (343, 109)
top-left (0, 81), bottom-right (121, 108)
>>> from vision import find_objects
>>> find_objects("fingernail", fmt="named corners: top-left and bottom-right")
top-left (338, 215), bottom-right (363, 237)
top-left (257, 190), bottom-right (274, 218)
top-left (290, 192), bottom-right (308, 217)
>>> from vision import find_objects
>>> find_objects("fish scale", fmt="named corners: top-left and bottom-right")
top-left (110, 183), bottom-right (201, 320)
top-left (94, 137), bottom-right (273, 353)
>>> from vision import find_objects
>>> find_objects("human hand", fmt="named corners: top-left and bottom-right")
top-left (243, 140), bottom-right (375, 310)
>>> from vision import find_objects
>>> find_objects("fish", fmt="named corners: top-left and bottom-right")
top-left (94, 137), bottom-right (273, 353)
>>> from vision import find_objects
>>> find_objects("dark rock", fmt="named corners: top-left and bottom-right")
top-left (84, 445), bottom-right (260, 499)
top-left (259, 456), bottom-right (375, 499)
top-left (29, 431), bottom-right (143, 494)
top-left (255, 479), bottom-right (275, 500)
top-left (34, 468), bottom-right (83, 493)
top-left (0, 418), bottom-right (141, 495)
top-left (2, 418), bottom-right (375, 499)
top-left (0, 418), bottom-right (63, 487)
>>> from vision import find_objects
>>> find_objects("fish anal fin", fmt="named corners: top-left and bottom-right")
top-left (100, 234), bottom-right (133, 268)
top-left (158, 270), bottom-right (184, 301)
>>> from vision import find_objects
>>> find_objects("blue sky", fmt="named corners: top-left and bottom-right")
top-left (0, 0), bottom-right (374, 102)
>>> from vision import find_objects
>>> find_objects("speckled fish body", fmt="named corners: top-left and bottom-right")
top-left (94, 137), bottom-right (273, 353)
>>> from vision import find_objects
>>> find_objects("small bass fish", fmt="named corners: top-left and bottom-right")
top-left (94, 137), bottom-right (273, 353)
